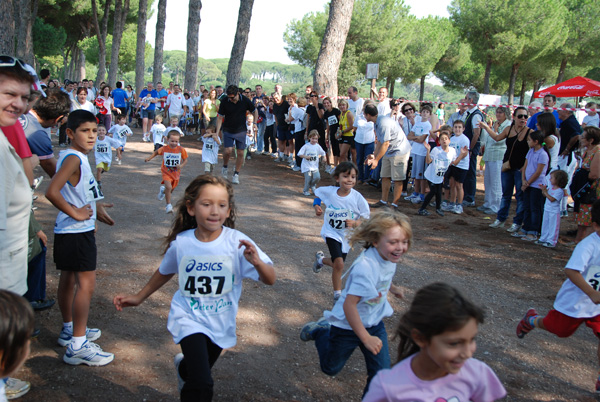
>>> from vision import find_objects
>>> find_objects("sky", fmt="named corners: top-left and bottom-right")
top-left (146, 0), bottom-right (452, 65)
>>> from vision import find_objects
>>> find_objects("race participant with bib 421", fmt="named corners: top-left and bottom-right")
top-left (312, 162), bottom-right (370, 302)
top-left (113, 175), bottom-right (276, 402)
top-left (145, 130), bottom-right (188, 214)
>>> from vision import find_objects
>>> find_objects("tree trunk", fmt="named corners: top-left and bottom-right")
top-left (135, 0), bottom-right (148, 96)
top-left (108, 0), bottom-right (130, 87)
top-left (184, 0), bottom-right (202, 91)
top-left (556, 57), bottom-right (568, 84)
top-left (152, 0), bottom-right (167, 88)
top-left (419, 75), bottom-right (425, 101)
top-left (313, 0), bottom-right (354, 99)
top-left (79, 48), bottom-right (86, 81)
top-left (519, 79), bottom-right (526, 106)
top-left (483, 56), bottom-right (492, 94)
top-left (389, 78), bottom-right (396, 98)
top-left (226, 0), bottom-right (254, 88)
top-left (0, 0), bottom-right (15, 54)
top-left (92, 0), bottom-right (112, 85)
top-left (16, 0), bottom-right (36, 65)
top-left (507, 63), bottom-right (520, 105)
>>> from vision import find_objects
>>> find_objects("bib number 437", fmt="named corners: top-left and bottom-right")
top-left (178, 255), bottom-right (234, 298)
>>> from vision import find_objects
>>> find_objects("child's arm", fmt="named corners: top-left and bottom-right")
top-left (451, 146), bottom-right (469, 166)
top-left (388, 284), bottom-right (404, 299)
top-left (313, 198), bottom-right (324, 216)
top-left (424, 142), bottom-right (432, 164)
top-left (565, 268), bottom-right (600, 304)
top-left (539, 184), bottom-right (557, 202)
top-left (344, 295), bottom-right (382, 355)
top-left (178, 154), bottom-right (188, 171)
top-left (113, 269), bottom-right (175, 310)
top-left (46, 155), bottom-right (93, 221)
top-left (145, 150), bottom-right (159, 163)
top-left (239, 240), bottom-right (276, 285)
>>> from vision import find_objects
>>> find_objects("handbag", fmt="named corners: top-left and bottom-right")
top-left (502, 128), bottom-right (527, 172)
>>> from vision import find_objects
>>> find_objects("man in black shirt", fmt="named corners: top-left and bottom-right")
top-left (216, 85), bottom-right (257, 184)
top-left (272, 92), bottom-right (291, 162)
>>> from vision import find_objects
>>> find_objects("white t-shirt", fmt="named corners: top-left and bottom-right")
top-left (377, 99), bottom-right (391, 117)
top-left (166, 126), bottom-right (184, 137)
top-left (348, 97), bottom-right (364, 118)
top-left (54, 149), bottom-right (102, 234)
top-left (314, 186), bottom-right (370, 253)
top-left (449, 134), bottom-right (470, 169)
top-left (167, 93), bottom-right (185, 115)
top-left (290, 105), bottom-right (306, 133)
top-left (424, 146), bottom-right (457, 184)
top-left (94, 136), bottom-right (120, 165)
top-left (544, 186), bottom-right (564, 213)
top-left (184, 98), bottom-right (195, 117)
top-left (298, 142), bottom-right (326, 173)
top-left (410, 120), bottom-right (432, 157)
top-left (353, 114), bottom-right (375, 144)
top-left (150, 123), bottom-right (167, 145)
top-left (554, 232), bottom-right (600, 318)
top-left (202, 137), bottom-right (220, 165)
top-left (363, 354), bottom-right (507, 402)
top-left (324, 247), bottom-right (396, 330)
top-left (583, 114), bottom-right (599, 128)
top-left (159, 227), bottom-right (272, 348)
top-left (108, 124), bottom-right (133, 147)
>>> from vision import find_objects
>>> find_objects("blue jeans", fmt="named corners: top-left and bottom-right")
top-left (463, 143), bottom-right (480, 203)
top-left (24, 242), bottom-right (47, 302)
top-left (355, 142), bottom-right (374, 182)
top-left (313, 321), bottom-right (390, 396)
top-left (497, 169), bottom-right (524, 225)
top-left (256, 120), bottom-right (266, 152)
top-left (522, 187), bottom-right (544, 235)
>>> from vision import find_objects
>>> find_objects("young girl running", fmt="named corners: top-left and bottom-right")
top-left (512, 130), bottom-right (550, 241)
top-left (301, 211), bottom-right (412, 396)
top-left (113, 175), bottom-right (275, 401)
top-left (363, 282), bottom-right (506, 401)
top-left (312, 162), bottom-right (370, 301)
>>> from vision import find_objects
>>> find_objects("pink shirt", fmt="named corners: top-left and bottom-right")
top-left (363, 354), bottom-right (506, 402)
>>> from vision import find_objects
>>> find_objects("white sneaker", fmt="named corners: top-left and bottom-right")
top-left (441, 202), bottom-right (454, 212)
top-left (221, 167), bottom-right (228, 177)
top-left (404, 193), bottom-right (419, 201)
top-left (166, 204), bottom-right (173, 213)
top-left (489, 219), bottom-right (505, 228)
top-left (116, 159), bottom-right (122, 165)
top-left (313, 251), bottom-right (325, 273)
top-left (453, 204), bottom-right (463, 214)
top-left (5, 378), bottom-right (31, 400)
top-left (232, 174), bottom-right (240, 184)
top-left (293, 166), bottom-right (301, 172)
top-left (57, 327), bottom-right (102, 347)
top-left (507, 223), bottom-right (521, 233)
top-left (157, 185), bottom-right (166, 201)
top-left (174, 353), bottom-right (185, 393)
top-left (63, 340), bottom-right (114, 366)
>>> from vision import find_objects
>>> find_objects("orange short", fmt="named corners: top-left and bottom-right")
top-left (542, 309), bottom-right (600, 338)
top-left (161, 168), bottom-right (180, 190)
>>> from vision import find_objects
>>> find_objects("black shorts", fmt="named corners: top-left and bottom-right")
top-left (326, 237), bottom-right (347, 262)
top-left (449, 165), bottom-right (468, 183)
top-left (340, 135), bottom-right (355, 149)
top-left (330, 135), bottom-right (340, 157)
top-left (54, 231), bottom-right (97, 272)
top-left (154, 143), bottom-right (163, 151)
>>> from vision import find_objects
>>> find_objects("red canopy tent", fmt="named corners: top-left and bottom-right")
top-left (533, 76), bottom-right (600, 98)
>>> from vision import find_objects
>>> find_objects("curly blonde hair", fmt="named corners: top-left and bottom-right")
top-left (349, 210), bottom-right (412, 250)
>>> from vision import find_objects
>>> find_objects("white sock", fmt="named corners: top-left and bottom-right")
top-left (380, 200), bottom-right (388, 204)
top-left (72, 335), bottom-right (86, 349)
top-left (333, 290), bottom-right (342, 298)
top-left (317, 255), bottom-right (324, 265)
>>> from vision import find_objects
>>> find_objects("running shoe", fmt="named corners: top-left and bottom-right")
top-left (300, 318), bottom-right (330, 342)
top-left (489, 220), bottom-right (505, 228)
top-left (157, 185), bottom-right (166, 201)
top-left (313, 251), bottom-right (324, 273)
top-left (516, 308), bottom-right (538, 338)
top-left (63, 340), bottom-right (114, 366)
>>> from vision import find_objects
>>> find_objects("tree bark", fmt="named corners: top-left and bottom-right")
top-left (184, 0), bottom-right (202, 91)
top-left (0, 0), bottom-right (15, 54)
top-left (507, 63), bottom-right (520, 105)
top-left (79, 48), bottom-right (86, 82)
top-left (556, 57), bottom-right (568, 85)
top-left (135, 0), bottom-right (148, 96)
top-left (152, 0), bottom-right (167, 87)
top-left (419, 75), bottom-right (425, 101)
top-left (226, 0), bottom-right (254, 88)
top-left (108, 0), bottom-right (130, 87)
top-left (519, 79), bottom-right (526, 106)
top-left (313, 0), bottom-right (354, 99)
top-left (389, 78), bottom-right (396, 98)
top-left (483, 56), bottom-right (492, 94)
top-left (92, 0), bottom-right (112, 85)
top-left (16, 0), bottom-right (36, 65)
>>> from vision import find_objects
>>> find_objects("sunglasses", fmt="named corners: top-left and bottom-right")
top-left (310, 94), bottom-right (318, 98)
top-left (0, 55), bottom-right (27, 69)
top-left (516, 114), bottom-right (528, 119)
top-left (403, 108), bottom-right (414, 113)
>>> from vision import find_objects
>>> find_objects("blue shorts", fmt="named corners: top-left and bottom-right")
top-left (411, 155), bottom-right (426, 179)
top-left (449, 165), bottom-right (468, 183)
top-left (223, 131), bottom-right (247, 150)
top-left (141, 109), bottom-right (155, 120)
top-left (277, 126), bottom-right (293, 141)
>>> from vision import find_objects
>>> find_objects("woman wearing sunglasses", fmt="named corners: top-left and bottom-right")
top-left (480, 107), bottom-right (532, 233)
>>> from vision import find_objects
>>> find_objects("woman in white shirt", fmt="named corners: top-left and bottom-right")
top-left (71, 87), bottom-right (96, 114)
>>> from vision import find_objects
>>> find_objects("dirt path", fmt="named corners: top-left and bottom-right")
top-left (19, 129), bottom-right (598, 401)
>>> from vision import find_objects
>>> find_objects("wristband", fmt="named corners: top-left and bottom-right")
top-left (313, 197), bottom-right (322, 206)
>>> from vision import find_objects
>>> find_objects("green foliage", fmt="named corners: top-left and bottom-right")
top-left (33, 17), bottom-right (67, 58)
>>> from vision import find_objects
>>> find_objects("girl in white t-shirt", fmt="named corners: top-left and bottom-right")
top-left (0, 290), bottom-right (34, 401)
top-left (201, 126), bottom-right (221, 173)
top-left (298, 130), bottom-right (326, 195)
top-left (301, 211), bottom-right (412, 397)
top-left (364, 283), bottom-right (506, 402)
top-left (113, 176), bottom-right (275, 401)
top-left (312, 162), bottom-right (370, 301)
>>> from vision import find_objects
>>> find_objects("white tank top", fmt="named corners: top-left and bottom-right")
top-left (54, 149), bottom-right (103, 234)
top-left (548, 134), bottom-right (559, 170)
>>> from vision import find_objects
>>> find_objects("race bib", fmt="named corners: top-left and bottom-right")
top-left (325, 207), bottom-right (352, 231)
top-left (205, 144), bottom-right (213, 150)
top-left (85, 174), bottom-right (104, 202)
top-left (96, 144), bottom-right (108, 154)
top-left (117, 128), bottom-right (128, 139)
top-left (164, 152), bottom-right (181, 168)
top-left (328, 115), bottom-right (338, 125)
top-left (433, 158), bottom-right (450, 177)
top-left (585, 265), bottom-right (600, 291)
top-left (178, 255), bottom-right (234, 298)
top-left (307, 152), bottom-right (318, 162)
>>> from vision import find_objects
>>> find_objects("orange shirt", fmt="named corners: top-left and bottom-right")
top-left (157, 145), bottom-right (188, 181)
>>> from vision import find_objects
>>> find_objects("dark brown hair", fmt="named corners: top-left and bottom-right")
top-left (0, 290), bottom-right (34, 376)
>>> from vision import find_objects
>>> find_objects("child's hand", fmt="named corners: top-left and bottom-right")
top-left (97, 203), bottom-right (115, 226)
top-left (460, 146), bottom-right (469, 157)
top-left (74, 204), bottom-right (94, 221)
top-left (113, 294), bottom-right (143, 311)
top-left (144, 158), bottom-right (149, 162)
top-left (345, 219), bottom-right (356, 228)
top-left (239, 239), bottom-right (261, 266)
top-left (389, 284), bottom-right (404, 299)
top-left (539, 184), bottom-right (547, 191)
top-left (36, 230), bottom-right (48, 247)
top-left (363, 334), bottom-right (383, 355)
top-left (424, 142), bottom-right (431, 151)
top-left (589, 291), bottom-right (600, 305)
top-left (314, 205), bottom-right (323, 216)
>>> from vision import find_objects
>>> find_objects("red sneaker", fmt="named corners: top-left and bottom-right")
top-left (516, 308), bottom-right (538, 338)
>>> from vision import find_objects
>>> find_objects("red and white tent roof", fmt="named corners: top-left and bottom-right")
top-left (534, 76), bottom-right (600, 98)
